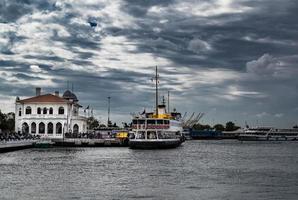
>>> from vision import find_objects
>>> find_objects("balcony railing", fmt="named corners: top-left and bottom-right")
top-left (132, 124), bottom-right (170, 129)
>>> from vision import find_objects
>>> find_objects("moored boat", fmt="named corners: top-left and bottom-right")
top-left (128, 66), bottom-right (185, 149)
top-left (238, 127), bottom-right (298, 141)
top-left (129, 108), bottom-right (185, 149)
top-left (33, 139), bottom-right (54, 148)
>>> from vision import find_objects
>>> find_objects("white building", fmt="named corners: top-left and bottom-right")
top-left (15, 88), bottom-right (87, 138)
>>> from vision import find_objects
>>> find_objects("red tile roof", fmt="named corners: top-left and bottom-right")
top-left (18, 94), bottom-right (69, 103)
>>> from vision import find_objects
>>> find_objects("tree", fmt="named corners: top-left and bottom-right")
top-left (113, 122), bottom-right (119, 128)
top-left (192, 123), bottom-right (211, 130)
top-left (0, 110), bottom-right (15, 132)
top-left (122, 122), bottom-right (129, 128)
top-left (87, 117), bottom-right (99, 130)
top-left (225, 121), bottom-right (239, 131)
top-left (5, 112), bottom-right (15, 132)
top-left (213, 124), bottom-right (225, 131)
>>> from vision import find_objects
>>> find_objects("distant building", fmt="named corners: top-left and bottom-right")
top-left (15, 88), bottom-right (87, 138)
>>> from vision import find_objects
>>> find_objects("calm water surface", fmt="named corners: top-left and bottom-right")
top-left (1, 140), bottom-right (298, 200)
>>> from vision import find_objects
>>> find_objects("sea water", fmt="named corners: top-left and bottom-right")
top-left (0, 140), bottom-right (298, 200)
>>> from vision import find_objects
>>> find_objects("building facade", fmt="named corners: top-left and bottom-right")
top-left (15, 88), bottom-right (87, 138)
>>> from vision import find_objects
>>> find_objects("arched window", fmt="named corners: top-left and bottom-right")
top-left (25, 106), bottom-right (31, 114)
top-left (31, 122), bottom-right (36, 134)
top-left (56, 123), bottom-right (62, 134)
top-left (58, 107), bottom-right (64, 115)
top-left (18, 108), bottom-right (22, 116)
top-left (37, 107), bottom-right (41, 114)
top-left (39, 122), bottom-right (45, 134)
top-left (48, 122), bottom-right (53, 134)
top-left (22, 122), bottom-right (29, 134)
top-left (73, 124), bottom-right (79, 134)
top-left (49, 107), bottom-right (53, 114)
top-left (43, 107), bottom-right (47, 114)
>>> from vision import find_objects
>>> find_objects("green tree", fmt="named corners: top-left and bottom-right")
top-left (113, 122), bottom-right (118, 128)
top-left (225, 121), bottom-right (239, 131)
top-left (213, 124), bottom-right (225, 131)
top-left (6, 112), bottom-right (15, 131)
top-left (192, 123), bottom-right (211, 130)
top-left (123, 122), bottom-right (129, 128)
top-left (87, 117), bottom-right (99, 130)
top-left (0, 110), bottom-right (15, 132)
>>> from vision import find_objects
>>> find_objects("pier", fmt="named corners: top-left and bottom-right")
top-left (0, 141), bottom-right (34, 153)
top-left (52, 138), bottom-right (128, 147)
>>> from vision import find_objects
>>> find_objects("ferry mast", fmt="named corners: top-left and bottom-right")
top-left (154, 66), bottom-right (159, 116)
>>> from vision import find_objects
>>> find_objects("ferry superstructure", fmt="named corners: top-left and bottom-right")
top-left (128, 66), bottom-right (185, 149)
top-left (238, 126), bottom-right (298, 141)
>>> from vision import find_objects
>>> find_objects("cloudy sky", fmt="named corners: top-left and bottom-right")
top-left (1, 0), bottom-right (298, 127)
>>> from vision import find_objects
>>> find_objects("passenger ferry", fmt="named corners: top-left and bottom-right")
top-left (128, 66), bottom-right (185, 149)
top-left (238, 126), bottom-right (298, 141)
top-left (129, 105), bottom-right (185, 149)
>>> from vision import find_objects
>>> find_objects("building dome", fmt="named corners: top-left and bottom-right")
top-left (62, 90), bottom-right (78, 101)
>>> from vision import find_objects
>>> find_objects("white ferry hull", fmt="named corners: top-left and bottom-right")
top-left (238, 135), bottom-right (298, 141)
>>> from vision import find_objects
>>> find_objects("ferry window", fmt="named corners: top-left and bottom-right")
top-left (147, 120), bottom-right (156, 124)
top-left (138, 120), bottom-right (145, 124)
top-left (157, 120), bottom-right (163, 124)
top-left (25, 106), bottom-right (32, 114)
top-left (43, 107), bottom-right (47, 114)
top-left (129, 133), bottom-right (135, 139)
top-left (164, 120), bottom-right (169, 124)
top-left (132, 120), bottom-right (137, 124)
top-left (157, 131), bottom-right (163, 139)
top-left (148, 131), bottom-right (157, 139)
top-left (58, 107), bottom-right (64, 115)
top-left (37, 107), bottom-right (41, 114)
top-left (136, 131), bottom-right (145, 139)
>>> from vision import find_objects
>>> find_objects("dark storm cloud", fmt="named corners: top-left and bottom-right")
top-left (0, 0), bottom-right (54, 22)
top-left (23, 55), bottom-right (65, 62)
top-left (122, 0), bottom-right (174, 17)
top-left (14, 73), bottom-right (43, 80)
top-left (117, 0), bottom-right (298, 71)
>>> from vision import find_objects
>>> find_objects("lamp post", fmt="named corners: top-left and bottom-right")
top-left (107, 96), bottom-right (111, 127)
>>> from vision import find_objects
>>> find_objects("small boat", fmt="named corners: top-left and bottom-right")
top-left (34, 139), bottom-right (54, 148)
top-left (128, 66), bottom-right (185, 149)
top-left (238, 127), bottom-right (298, 141)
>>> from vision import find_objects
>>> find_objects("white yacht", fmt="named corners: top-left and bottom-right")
top-left (238, 126), bottom-right (298, 141)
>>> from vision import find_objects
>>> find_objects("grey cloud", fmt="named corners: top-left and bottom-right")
top-left (246, 54), bottom-right (279, 76)
top-left (0, 0), bottom-right (54, 22)
top-left (14, 73), bottom-right (44, 80)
